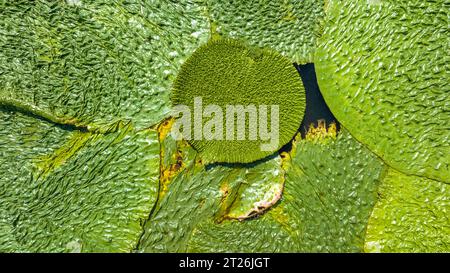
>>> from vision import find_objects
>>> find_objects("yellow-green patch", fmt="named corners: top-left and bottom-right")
top-left (365, 168), bottom-right (450, 253)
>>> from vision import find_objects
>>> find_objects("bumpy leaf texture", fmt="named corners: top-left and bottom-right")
top-left (0, 0), bottom-right (328, 253)
top-left (205, 0), bottom-right (325, 64)
top-left (0, 111), bottom-right (159, 252)
top-left (137, 129), bottom-right (386, 252)
top-left (365, 168), bottom-right (450, 253)
top-left (2, 0), bottom-right (447, 253)
top-left (315, 0), bottom-right (450, 182)
top-left (186, 130), bottom-right (387, 252)
top-left (138, 125), bottom-right (285, 252)
top-left (0, 0), bottom-right (324, 131)
top-left (171, 39), bottom-right (306, 163)
top-left (0, 0), bottom-right (210, 130)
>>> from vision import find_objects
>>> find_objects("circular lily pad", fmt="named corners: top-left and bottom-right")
top-left (315, 0), bottom-right (449, 182)
top-left (172, 39), bottom-right (305, 163)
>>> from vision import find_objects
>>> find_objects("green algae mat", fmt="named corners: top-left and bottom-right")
top-left (0, 0), bottom-right (448, 253)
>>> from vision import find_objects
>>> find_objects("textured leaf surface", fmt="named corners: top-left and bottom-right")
top-left (206, 0), bottom-right (325, 64)
top-left (186, 130), bottom-right (385, 252)
top-left (172, 39), bottom-right (306, 163)
top-left (0, 0), bottom-right (323, 131)
top-left (0, 111), bottom-right (159, 252)
top-left (223, 156), bottom-right (284, 221)
top-left (2, 0), bottom-right (447, 254)
top-left (315, 0), bottom-right (449, 182)
top-left (0, 0), bottom-right (210, 130)
top-left (365, 168), bottom-right (450, 253)
top-left (138, 127), bottom-right (285, 252)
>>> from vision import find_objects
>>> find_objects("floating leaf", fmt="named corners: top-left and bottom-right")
top-left (138, 126), bottom-right (285, 252)
top-left (0, 0), bottom-right (210, 130)
top-left (206, 0), bottom-right (325, 63)
top-left (315, 0), bottom-right (449, 182)
top-left (0, 111), bottom-right (159, 252)
top-left (172, 39), bottom-right (305, 163)
top-left (186, 129), bottom-right (385, 252)
top-left (365, 168), bottom-right (450, 253)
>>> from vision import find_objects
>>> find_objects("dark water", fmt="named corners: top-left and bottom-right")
top-left (295, 63), bottom-right (340, 137)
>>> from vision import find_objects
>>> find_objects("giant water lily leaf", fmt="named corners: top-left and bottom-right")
top-left (137, 123), bottom-right (285, 252)
top-left (0, 0), bottom-right (210, 130)
top-left (0, 111), bottom-right (159, 252)
top-left (137, 159), bottom-right (231, 253)
top-left (0, 111), bottom-right (73, 252)
top-left (365, 168), bottom-right (450, 253)
top-left (0, 0), bottom-right (324, 132)
top-left (171, 39), bottom-right (306, 163)
top-left (315, 0), bottom-right (449, 182)
top-left (186, 129), bottom-right (385, 252)
top-left (206, 0), bottom-right (325, 64)
top-left (223, 157), bottom-right (284, 220)
top-left (2, 0), bottom-right (447, 254)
